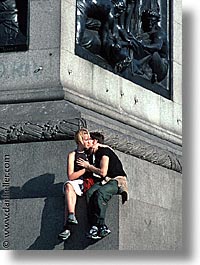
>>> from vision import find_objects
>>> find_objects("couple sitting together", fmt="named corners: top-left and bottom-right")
top-left (59, 128), bottom-right (128, 240)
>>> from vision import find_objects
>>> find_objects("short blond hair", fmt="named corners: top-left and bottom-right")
top-left (74, 128), bottom-right (89, 144)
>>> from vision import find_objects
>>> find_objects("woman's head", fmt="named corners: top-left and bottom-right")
top-left (74, 128), bottom-right (91, 149)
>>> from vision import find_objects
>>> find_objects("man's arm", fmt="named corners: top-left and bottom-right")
top-left (77, 155), bottom-right (109, 178)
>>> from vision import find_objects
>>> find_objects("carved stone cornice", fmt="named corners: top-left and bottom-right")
top-left (0, 118), bottom-right (86, 144)
top-left (106, 133), bottom-right (182, 173)
top-left (87, 123), bottom-right (182, 174)
top-left (0, 116), bottom-right (182, 173)
top-left (0, 100), bottom-right (182, 173)
top-left (0, 100), bottom-right (86, 144)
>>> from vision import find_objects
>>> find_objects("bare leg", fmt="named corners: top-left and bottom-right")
top-left (64, 183), bottom-right (77, 223)
top-left (59, 183), bottom-right (77, 240)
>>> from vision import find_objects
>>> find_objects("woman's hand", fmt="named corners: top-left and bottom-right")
top-left (76, 158), bottom-right (90, 169)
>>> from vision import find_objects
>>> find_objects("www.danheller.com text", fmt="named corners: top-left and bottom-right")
top-left (1, 154), bottom-right (11, 249)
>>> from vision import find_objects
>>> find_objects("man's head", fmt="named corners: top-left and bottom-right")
top-left (90, 132), bottom-right (104, 144)
top-left (86, 132), bottom-right (105, 153)
top-left (74, 128), bottom-right (91, 149)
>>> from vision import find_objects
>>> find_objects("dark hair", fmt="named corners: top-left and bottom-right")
top-left (90, 132), bottom-right (104, 144)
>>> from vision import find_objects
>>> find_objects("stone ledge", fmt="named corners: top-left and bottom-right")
top-left (0, 100), bottom-right (85, 143)
top-left (0, 88), bottom-right (64, 105)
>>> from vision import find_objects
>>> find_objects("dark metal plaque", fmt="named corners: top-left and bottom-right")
top-left (75, 0), bottom-right (173, 99)
top-left (0, 0), bottom-right (29, 53)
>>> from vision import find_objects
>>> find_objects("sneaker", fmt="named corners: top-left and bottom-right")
top-left (59, 229), bottom-right (71, 240)
top-left (86, 226), bottom-right (101, 240)
top-left (67, 214), bottom-right (78, 224)
top-left (98, 225), bottom-right (111, 238)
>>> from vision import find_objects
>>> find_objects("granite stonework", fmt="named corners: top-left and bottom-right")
top-left (118, 153), bottom-right (182, 250)
top-left (0, 0), bottom-right (63, 103)
top-left (0, 0), bottom-right (182, 250)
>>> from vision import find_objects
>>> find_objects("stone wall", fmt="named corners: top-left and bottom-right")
top-left (118, 152), bottom-right (182, 250)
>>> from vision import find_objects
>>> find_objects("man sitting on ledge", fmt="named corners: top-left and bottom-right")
top-left (77, 132), bottom-right (128, 240)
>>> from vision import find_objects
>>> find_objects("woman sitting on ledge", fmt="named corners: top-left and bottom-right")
top-left (59, 128), bottom-right (92, 240)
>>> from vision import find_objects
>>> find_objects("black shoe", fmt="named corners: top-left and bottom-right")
top-left (118, 187), bottom-right (128, 204)
top-left (98, 225), bottom-right (111, 238)
top-left (121, 191), bottom-right (128, 204)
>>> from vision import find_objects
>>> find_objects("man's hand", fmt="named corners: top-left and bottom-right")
top-left (76, 158), bottom-right (90, 169)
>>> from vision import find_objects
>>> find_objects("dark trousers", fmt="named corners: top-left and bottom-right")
top-left (86, 180), bottom-right (119, 227)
